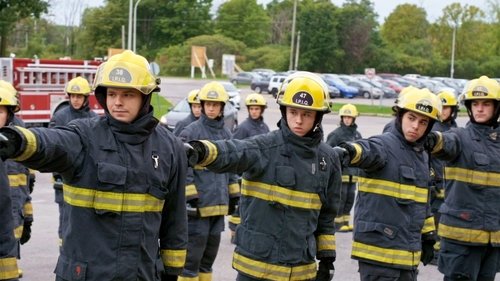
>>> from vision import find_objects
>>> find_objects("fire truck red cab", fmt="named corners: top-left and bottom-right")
top-left (0, 57), bottom-right (104, 127)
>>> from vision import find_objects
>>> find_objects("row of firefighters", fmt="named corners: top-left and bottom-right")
top-left (0, 50), bottom-right (499, 281)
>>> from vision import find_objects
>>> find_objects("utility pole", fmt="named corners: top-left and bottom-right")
top-left (450, 24), bottom-right (457, 78)
top-left (127, 0), bottom-right (133, 50)
top-left (288, 0), bottom-right (297, 71)
top-left (294, 31), bottom-right (301, 70)
top-left (133, 0), bottom-right (143, 53)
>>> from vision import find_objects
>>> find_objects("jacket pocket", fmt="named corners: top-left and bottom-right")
top-left (55, 254), bottom-right (88, 280)
top-left (398, 166), bottom-right (417, 205)
top-left (97, 162), bottom-right (127, 188)
top-left (473, 152), bottom-right (489, 166)
top-left (275, 166), bottom-right (295, 187)
top-left (355, 220), bottom-right (399, 240)
top-left (236, 226), bottom-right (274, 258)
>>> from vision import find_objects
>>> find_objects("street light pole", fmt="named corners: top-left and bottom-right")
top-left (450, 24), bottom-right (457, 78)
top-left (294, 31), bottom-right (300, 70)
top-left (289, 0), bottom-right (297, 71)
top-left (127, 0), bottom-right (133, 50)
top-left (133, 0), bottom-right (143, 53)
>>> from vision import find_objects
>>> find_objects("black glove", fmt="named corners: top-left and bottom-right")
top-left (316, 258), bottom-right (335, 281)
top-left (421, 233), bottom-right (436, 265)
top-left (228, 197), bottom-right (239, 215)
top-left (161, 273), bottom-right (178, 281)
top-left (0, 128), bottom-right (22, 160)
top-left (184, 141), bottom-right (207, 167)
top-left (333, 142), bottom-right (355, 166)
top-left (28, 173), bottom-right (35, 194)
top-left (20, 221), bottom-right (32, 245)
top-left (424, 132), bottom-right (439, 152)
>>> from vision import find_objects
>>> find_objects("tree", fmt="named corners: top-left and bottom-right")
top-left (380, 4), bottom-right (429, 50)
top-left (215, 0), bottom-right (271, 47)
top-left (296, 0), bottom-right (341, 72)
top-left (266, 0), bottom-right (294, 45)
top-left (0, 0), bottom-right (49, 56)
top-left (335, 0), bottom-right (378, 73)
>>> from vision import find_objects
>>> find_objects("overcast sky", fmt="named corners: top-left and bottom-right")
top-left (46, 0), bottom-right (490, 25)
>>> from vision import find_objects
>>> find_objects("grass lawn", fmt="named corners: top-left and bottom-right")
top-left (151, 93), bottom-right (173, 119)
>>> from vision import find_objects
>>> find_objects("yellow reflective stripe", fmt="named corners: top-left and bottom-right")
top-left (228, 215), bottom-right (241, 225)
top-left (161, 249), bottom-right (187, 268)
top-left (438, 223), bottom-right (500, 244)
top-left (242, 179), bottom-right (322, 210)
top-left (431, 132), bottom-right (443, 154)
top-left (334, 216), bottom-right (344, 224)
top-left (14, 126), bottom-right (37, 161)
top-left (317, 234), bottom-right (336, 251)
top-left (198, 205), bottom-right (228, 217)
top-left (199, 272), bottom-right (212, 281)
top-left (14, 225), bottom-right (23, 239)
top-left (229, 183), bottom-right (240, 195)
top-left (8, 174), bottom-right (28, 187)
top-left (436, 188), bottom-right (445, 199)
top-left (232, 252), bottom-right (317, 281)
top-left (179, 276), bottom-right (198, 281)
top-left (445, 167), bottom-right (500, 187)
top-left (358, 177), bottom-right (428, 203)
top-left (193, 165), bottom-right (206, 170)
top-left (341, 175), bottom-right (358, 182)
top-left (351, 143), bottom-right (362, 164)
top-left (199, 140), bottom-right (217, 166)
top-left (185, 184), bottom-right (198, 197)
top-left (24, 202), bottom-right (33, 216)
top-left (421, 216), bottom-right (435, 234)
top-left (63, 184), bottom-right (164, 213)
top-left (0, 257), bottom-right (18, 280)
top-left (352, 241), bottom-right (420, 267)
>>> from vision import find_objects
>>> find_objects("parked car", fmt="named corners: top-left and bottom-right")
top-left (220, 81), bottom-right (242, 110)
top-left (268, 74), bottom-right (288, 97)
top-left (251, 68), bottom-right (276, 78)
top-left (321, 78), bottom-right (342, 98)
top-left (230, 72), bottom-right (262, 85)
top-left (322, 75), bottom-right (359, 98)
top-left (341, 79), bottom-right (384, 99)
top-left (160, 97), bottom-right (238, 132)
top-left (250, 76), bottom-right (271, 93)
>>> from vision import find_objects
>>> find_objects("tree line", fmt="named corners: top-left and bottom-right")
top-left (4, 0), bottom-right (500, 78)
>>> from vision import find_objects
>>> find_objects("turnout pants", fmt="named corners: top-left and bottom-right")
top-left (358, 261), bottom-right (417, 281)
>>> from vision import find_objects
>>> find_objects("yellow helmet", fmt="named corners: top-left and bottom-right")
top-left (187, 89), bottom-right (200, 104)
top-left (197, 81), bottom-right (229, 104)
top-left (93, 50), bottom-right (159, 95)
top-left (66, 76), bottom-right (91, 96)
top-left (339, 103), bottom-right (359, 117)
top-left (0, 80), bottom-right (19, 112)
top-left (395, 88), bottom-right (442, 120)
top-left (276, 72), bottom-right (330, 112)
top-left (245, 93), bottom-right (267, 108)
top-left (0, 87), bottom-right (18, 109)
top-left (463, 76), bottom-right (500, 101)
top-left (437, 90), bottom-right (458, 106)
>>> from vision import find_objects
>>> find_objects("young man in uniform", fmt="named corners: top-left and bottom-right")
top-left (186, 72), bottom-right (342, 281)
top-left (178, 81), bottom-right (240, 281)
top-left (425, 76), bottom-right (500, 281)
top-left (335, 87), bottom-right (442, 280)
top-left (48, 76), bottom-right (98, 243)
top-left (173, 89), bottom-right (201, 136)
top-left (326, 103), bottom-right (362, 232)
top-left (0, 50), bottom-right (188, 281)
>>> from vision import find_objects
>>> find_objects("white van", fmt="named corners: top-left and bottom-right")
top-left (267, 75), bottom-right (288, 98)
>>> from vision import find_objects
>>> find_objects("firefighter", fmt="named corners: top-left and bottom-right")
top-left (0, 50), bottom-right (188, 281)
top-left (173, 89), bottom-right (201, 136)
top-left (228, 93), bottom-right (270, 244)
top-left (185, 72), bottom-right (342, 281)
top-left (335, 87), bottom-right (441, 280)
top-left (0, 87), bottom-right (32, 279)
top-left (425, 76), bottom-right (500, 281)
top-left (177, 81), bottom-right (240, 281)
top-left (428, 90), bottom-right (459, 265)
top-left (0, 158), bottom-right (19, 280)
top-left (48, 76), bottom-right (98, 243)
top-left (325, 103), bottom-right (362, 232)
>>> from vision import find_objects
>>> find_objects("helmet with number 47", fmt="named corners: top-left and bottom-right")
top-left (276, 72), bottom-right (331, 112)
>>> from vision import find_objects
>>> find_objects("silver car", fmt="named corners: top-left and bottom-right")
top-left (160, 98), bottom-right (239, 132)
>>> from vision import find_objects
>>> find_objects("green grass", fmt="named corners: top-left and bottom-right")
top-left (330, 103), bottom-right (394, 116)
top-left (151, 93), bottom-right (173, 119)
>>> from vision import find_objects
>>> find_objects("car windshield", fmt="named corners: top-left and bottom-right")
top-left (173, 98), bottom-right (190, 112)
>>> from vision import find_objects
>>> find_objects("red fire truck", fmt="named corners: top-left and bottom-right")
top-left (0, 57), bottom-right (105, 127)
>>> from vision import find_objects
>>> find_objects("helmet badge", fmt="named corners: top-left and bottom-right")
top-left (71, 85), bottom-right (81, 92)
top-left (472, 85), bottom-right (489, 97)
top-left (109, 67), bottom-right (132, 83)
top-left (415, 99), bottom-right (433, 114)
top-left (206, 90), bottom-right (219, 99)
top-left (292, 91), bottom-right (313, 106)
